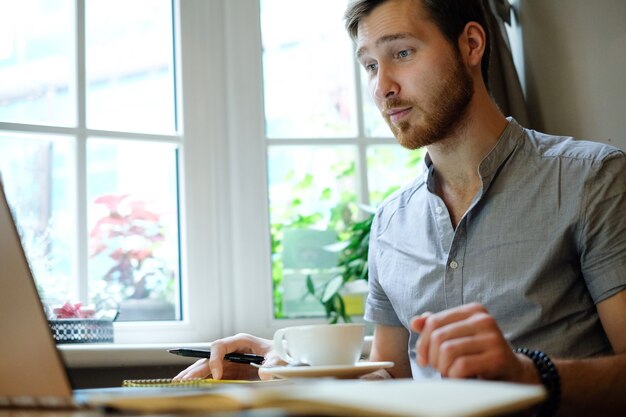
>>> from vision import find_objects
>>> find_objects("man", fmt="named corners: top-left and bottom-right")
top-left (176, 1), bottom-right (626, 415)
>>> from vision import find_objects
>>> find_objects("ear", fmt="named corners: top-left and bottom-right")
top-left (457, 21), bottom-right (486, 70)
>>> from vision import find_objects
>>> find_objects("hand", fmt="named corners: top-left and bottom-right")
top-left (173, 333), bottom-right (283, 381)
top-left (410, 303), bottom-right (536, 383)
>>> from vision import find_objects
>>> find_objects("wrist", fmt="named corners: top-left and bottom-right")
top-left (361, 368), bottom-right (393, 380)
top-left (515, 352), bottom-right (542, 385)
top-left (514, 348), bottom-right (561, 417)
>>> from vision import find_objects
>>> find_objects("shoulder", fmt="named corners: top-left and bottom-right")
top-left (519, 127), bottom-right (624, 167)
top-left (517, 129), bottom-right (626, 195)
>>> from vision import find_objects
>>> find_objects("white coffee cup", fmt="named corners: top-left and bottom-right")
top-left (273, 323), bottom-right (365, 367)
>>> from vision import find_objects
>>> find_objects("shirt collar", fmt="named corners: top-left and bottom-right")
top-left (421, 117), bottom-right (524, 192)
top-left (477, 117), bottom-right (524, 188)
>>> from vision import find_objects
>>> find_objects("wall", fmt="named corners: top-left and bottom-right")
top-left (70, 364), bottom-right (187, 389)
top-left (517, 0), bottom-right (626, 150)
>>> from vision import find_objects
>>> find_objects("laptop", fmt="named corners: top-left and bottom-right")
top-left (0, 180), bottom-right (212, 409)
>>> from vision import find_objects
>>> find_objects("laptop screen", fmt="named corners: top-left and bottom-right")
top-left (0, 180), bottom-right (73, 400)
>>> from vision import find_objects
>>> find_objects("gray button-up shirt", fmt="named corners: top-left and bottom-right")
top-left (365, 119), bottom-right (626, 379)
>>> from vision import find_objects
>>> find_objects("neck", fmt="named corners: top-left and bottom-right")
top-left (426, 88), bottom-right (507, 191)
top-left (425, 86), bottom-right (508, 228)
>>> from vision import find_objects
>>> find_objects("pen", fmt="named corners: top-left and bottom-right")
top-left (168, 348), bottom-right (265, 364)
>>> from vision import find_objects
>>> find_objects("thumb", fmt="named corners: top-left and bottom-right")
top-left (257, 352), bottom-right (286, 381)
top-left (258, 368), bottom-right (274, 381)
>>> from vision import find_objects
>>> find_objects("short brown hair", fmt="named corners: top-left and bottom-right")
top-left (344, 0), bottom-right (491, 87)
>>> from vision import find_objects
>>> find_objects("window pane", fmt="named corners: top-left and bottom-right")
top-left (268, 146), bottom-right (358, 318)
top-left (86, 0), bottom-right (175, 133)
top-left (0, 0), bottom-right (75, 126)
top-left (260, 0), bottom-right (357, 138)
top-left (367, 146), bottom-right (426, 205)
top-left (87, 139), bottom-right (180, 321)
top-left (0, 133), bottom-right (77, 304)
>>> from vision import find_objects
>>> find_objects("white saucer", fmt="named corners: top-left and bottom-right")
top-left (262, 361), bottom-right (394, 379)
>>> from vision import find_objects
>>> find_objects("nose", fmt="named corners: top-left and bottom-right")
top-left (373, 64), bottom-right (400, 100)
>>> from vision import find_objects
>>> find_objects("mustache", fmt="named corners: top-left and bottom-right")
top-left (381, 98), bottom-right (415, 112)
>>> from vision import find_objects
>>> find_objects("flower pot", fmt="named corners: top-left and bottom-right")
top-left (48, 318), bottom-right (114, 344)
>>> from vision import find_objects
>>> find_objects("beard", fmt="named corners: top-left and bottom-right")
top-left (382, 50), bottom-right (474, 150)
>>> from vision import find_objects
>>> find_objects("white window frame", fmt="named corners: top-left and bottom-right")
top-left (224, 0), bottom-right (400, 339)
top-left (0, 0), bottom-right (226, 345)
top-left (1, 0), bottom-right (404, 352)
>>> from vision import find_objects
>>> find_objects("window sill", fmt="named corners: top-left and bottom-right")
top-left (59, 342), bottom-right (208, 368)
top-left (59, 336), bottom-right (373, 368)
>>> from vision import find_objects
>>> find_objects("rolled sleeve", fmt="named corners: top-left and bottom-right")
top-left (580, 151), bottom-right (626, 304)
top-left (364, 211), bottom-right (403, 327)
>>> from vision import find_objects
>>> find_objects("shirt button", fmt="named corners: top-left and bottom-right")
top-left (449, 260), bottom-right (458, 269)
top-left (435, 206), bottom-right (443, 214)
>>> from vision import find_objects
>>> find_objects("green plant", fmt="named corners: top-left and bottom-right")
top-left (270, 147), bottom-right (425, 320)
top-left (270, 163), bottom-right (358, 318)
top-left (306, 206), bottom-right (374, 323)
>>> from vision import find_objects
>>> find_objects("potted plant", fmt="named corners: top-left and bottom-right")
top-left (89, 194), bottom-right (176, 321)
top-left (306, 206), bottom-right (374, 323)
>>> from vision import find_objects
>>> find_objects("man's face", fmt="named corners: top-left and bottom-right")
top-left (355, 0), bottom-right (474, 149)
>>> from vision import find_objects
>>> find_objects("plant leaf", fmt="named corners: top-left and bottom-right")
top-left (321, 275), bottom-right (343, 303)
top-left (323, 241), bottom-right (349, 253)
top-left (335, 294), bottom-right (350, 323)
top-left (305, 274), bottom-right (316, 296)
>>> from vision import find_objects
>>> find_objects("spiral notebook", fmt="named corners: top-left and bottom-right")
top-left (121, 378), bottom-right (257, 388)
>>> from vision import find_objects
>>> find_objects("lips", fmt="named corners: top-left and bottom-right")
top-left (386, 107), bottom-right (412, 123)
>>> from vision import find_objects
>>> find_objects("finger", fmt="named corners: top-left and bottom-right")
top-left (262, 351), bottom-right (287, 368)
top-left (258, 368), bottom-right (274, 381)
top-left (216, 333), bottom-right (273, 355)
top-left (208, 336), bottom-right (254, 379)
top-left (435, 325), bottom-right (515, 379)
top-left (435, 333), bottom-right (494, 377)
top-left (432, 309), bottom-right (503, 371)
top-left (428, 322), bottom-right (479, 370)
top-left (446, 343), bottom-right (510, 379)
top-left (410, 312), bottom-right (431, 366)
top-left (173, 358), bottom-right (212, 381)
top-left (207, 343), bottom-right (227, 380)
top-left (208, 334), bottom-right (273, 380)
top-left (253, 350), bottom-right (289, 381)
top-left (416, 304), bottom-right (487, 367)
top-left (410, 312), bottom-right (430, 333)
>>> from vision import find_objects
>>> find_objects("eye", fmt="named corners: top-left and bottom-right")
top-left (363, 62), bottom-right (378, 73)
top-left (396, 49), bottom-right (411, 59)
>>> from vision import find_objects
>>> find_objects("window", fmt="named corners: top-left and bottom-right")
top-left (0, 0), bottom-right (425, 344)
top-left (260, 0), bottom-right (424, 320)
top-left (0, 0), bottom-right (221, 344)
top-left (0, 0), bottom-right (180, 322)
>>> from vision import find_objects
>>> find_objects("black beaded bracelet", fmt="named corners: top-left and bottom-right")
top-left (514, 348), bottom-right (561, 417)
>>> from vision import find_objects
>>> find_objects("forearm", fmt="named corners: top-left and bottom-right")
top-left (369, 349), bottom-right (412, 379)
top-left (554, 353), bottom-right (626, 417)
top-left (368, 324), bottom-right (413, 379)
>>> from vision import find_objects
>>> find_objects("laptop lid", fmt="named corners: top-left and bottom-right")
top-left (0, 180), bottom-right (73, 401)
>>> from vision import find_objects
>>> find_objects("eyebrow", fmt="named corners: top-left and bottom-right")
top-left (356, 32), bottom-right (413, 59)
